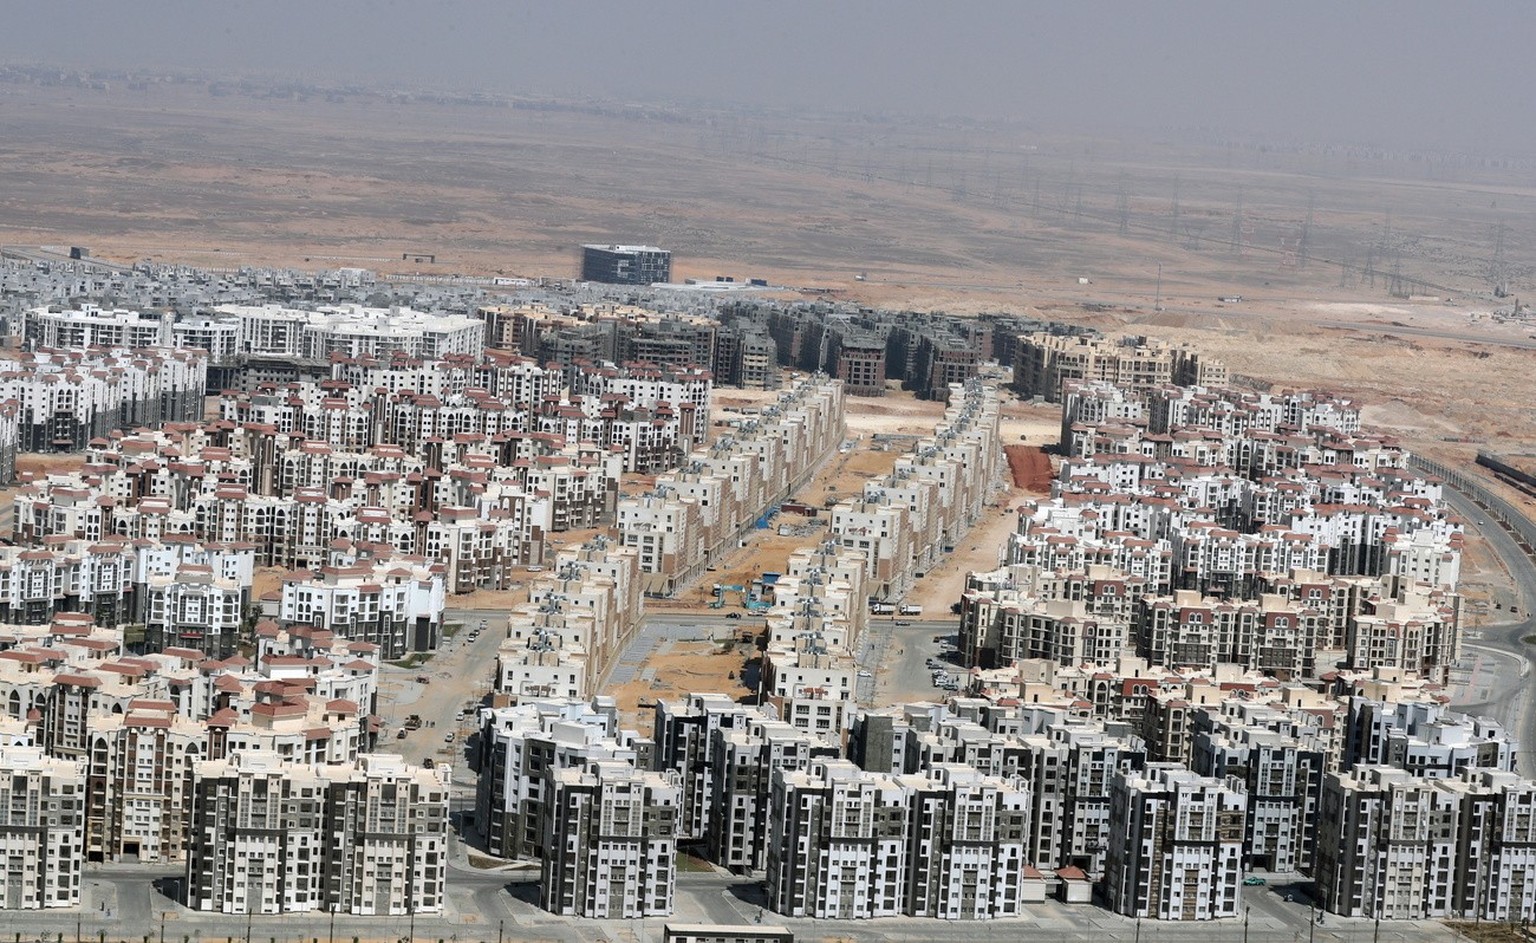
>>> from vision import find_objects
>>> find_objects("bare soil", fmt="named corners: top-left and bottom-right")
top-left (1004, 445), bottom-right (1054, 492)
top-left (608, 639), bottom-right (756, 727)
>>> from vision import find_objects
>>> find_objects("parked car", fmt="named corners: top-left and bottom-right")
top-left (1243, 877), bottom-right (1266, 886)
top-left (444, 732), bottom-right (456, 743)
top-left (725, 612), bottom-right (741, 620)
top-left (396, 729), bottom-right (407, 740)
top-left (416, 675), bottom-right (431, 684)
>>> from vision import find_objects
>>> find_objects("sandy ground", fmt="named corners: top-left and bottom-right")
top-left (607, 638), bottom-right (757, 727)
top-left (904, 446), bottom-right (1054, 614)
top-left (13, 454), bottom-right (87, 479)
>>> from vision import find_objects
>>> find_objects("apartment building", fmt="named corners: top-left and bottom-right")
top-left (905, 764), bottom-right (1032, 919)
top-left (0, 346), bottom-right (207, 455)
top-left (761, 637), bottom-right (858, 739)
top-left (1312, 762), bottom-right (1536, 921)
top-left (1103, 764), bottom-right (1245, 920)
top-left (1015, 721), bottom-right (1148, 877)
top-left (23, 304), bottom-right (174, 349)
top-left (540, 759), bottom-right (680, 918)
top-left (1314, 765), bottom-right (1460, 919)
top-left (474, 697), bottom-right (648, 861)
top-left (142, 563), bottom-right (249, 657)
top-left (708, 716), bottom-right (839, 872)
top-left (1192, 726), bottom-right (1324, 873)
top-left (185, 751), bottom-right (450, 915)
top-left (751, 305), bottom-right (1009, 401)
top-left (765, 760), bottom-right (912, 919)
top-left (653, 694), bottom-right (761, 842)
top-left (278, 558), bottom-right (445, 660)
top-left (580, 244), bottom-right (672, 286)
top-left (0, 745), bottom-right (85, 909)
top-left (765, 758), bottom-right (1034, 920)
top-left (1344, 697), bottom-right (1516, 778)
top-left (1013, 333), bottom-right (1227, 403)
top-left (208, 303), bottom-right (485, 362)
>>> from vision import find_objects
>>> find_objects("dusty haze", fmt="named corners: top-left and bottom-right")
top-left (3, 1), bottom-right (1535, 152)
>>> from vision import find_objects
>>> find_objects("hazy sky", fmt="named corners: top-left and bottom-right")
top-left (4, 1), bottom-right (1534, 151)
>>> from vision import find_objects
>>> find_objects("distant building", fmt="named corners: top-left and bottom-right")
top-left (581, 245), bottom-right (672, 286)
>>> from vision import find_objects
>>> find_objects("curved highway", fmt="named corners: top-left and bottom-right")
top-left (1441, 485), bottom-right (1536, 774)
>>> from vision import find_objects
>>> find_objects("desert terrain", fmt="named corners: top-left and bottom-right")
top-left (3, 78), bottom-right (1531, 463)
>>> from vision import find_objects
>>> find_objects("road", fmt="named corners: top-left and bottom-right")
top-left (0, 863), bottom-right (1465, 943)
top-left (856, 617), bottom-right (964, 704)
top-left (374, 609), bottom-right (517, 790)
top-left (1441, 485), bottom-right (1536, 775)
top-left (1315, 318), bottom-right (1536, 351)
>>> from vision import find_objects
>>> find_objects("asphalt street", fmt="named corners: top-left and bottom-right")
top-left (0, 863), bottom-right (1466, 943)
top-left (1440, 486), bottom-right (1536, 774)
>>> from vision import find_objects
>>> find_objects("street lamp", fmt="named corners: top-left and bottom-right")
top-left (1243, 904), bottom-right (1251, 943)
top-left (160, 913), bottom-right (166, 943)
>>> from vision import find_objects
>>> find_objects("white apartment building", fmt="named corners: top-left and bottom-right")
top-left (24, 305), bottom-right (174, 349)
top-left (495, 629), bottom-right (587, 701)
top-left (1104, 764), bottom-right (1245, 920)
top-left (1315, 765), bottom-right (1461, 919)
top-left (186, 751), bottom-right (450, 915)
top-left (653, 694), bottom-right (762, 842)
top-left (142, 564), bottom-right (248, 656)
top-left (762, 636), bottom-right (857, 738)
top-left (540, 759), bottom-right (679, 918)
top-left (766, 760), bottom-right (911, 919)
top-left (278, 559), bottom-right (445, 659)
top-left (708, 717), bottom-right (839, 872)
top-left (474, 697), bottom-right (646, 861)
top-left (905, 764), bottom-right (1033, 920)
top-left (0, 745), bottom-right (85, 909)
top-left (210, 303), bottom-right (485, 362)
top-left (0, 346), bottom-right (207, 454)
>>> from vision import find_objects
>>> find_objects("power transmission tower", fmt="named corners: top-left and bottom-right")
top-left (1491, 222), bottom-right (1510, 297)
top-left (1169, 175), bottom-right (1182, 242)
top-left (1298, 192), bottom-right (1315, 268)
top-left (1116, 175), bottom-right (1131, 236)
top-left (1230, 189), bottom-right (1245, 257)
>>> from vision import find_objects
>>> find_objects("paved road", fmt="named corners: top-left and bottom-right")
top-left (0, 865), bottom-right (1461, 943)
top-left (373, 609), bottom-right (516, 790)
top-left (1315, 318), bottom-right (1536, 351)
top-left (857, 618), bottom-right (964, 704)
top-left (1441, 486), bottom-right (1536, 774)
